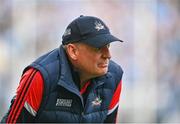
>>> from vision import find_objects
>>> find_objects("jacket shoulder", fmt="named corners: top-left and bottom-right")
top-left (33, 48), bottom-right (59, 66)
top-left (106, 60), bottom-right (123, 89)
top-left (23, 48), bottom-right (61, 92)
top-left (108, 60), bottom-right (123, 79)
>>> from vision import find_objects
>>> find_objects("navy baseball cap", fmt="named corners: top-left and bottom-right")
top-left (62, 15), bottom-right (123, 48)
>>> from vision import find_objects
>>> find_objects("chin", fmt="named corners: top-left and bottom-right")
top-left (92, 67), bottom-right (108, 77)
top-left (97, 69), bottom-right (108, 76)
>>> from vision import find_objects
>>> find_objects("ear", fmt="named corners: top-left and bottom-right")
top-left (66, 44), bottom-right (78, 60)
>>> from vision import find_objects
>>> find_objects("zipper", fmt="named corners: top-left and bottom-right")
top-left (80, 80), bottom-right (105, 122)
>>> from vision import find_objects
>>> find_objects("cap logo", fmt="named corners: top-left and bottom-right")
top-left (95, 21), bottom-right (105, 31)
top-left (63, 28), bottom-right (71, 37)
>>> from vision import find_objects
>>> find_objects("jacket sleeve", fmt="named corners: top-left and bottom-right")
top-left (104, 80), bottom-right (122, 123)
top-left (1, 68), bottom-right (44, 123)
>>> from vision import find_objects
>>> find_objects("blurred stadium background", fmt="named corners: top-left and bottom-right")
top-left (0, 0), bottom-right (180, 122)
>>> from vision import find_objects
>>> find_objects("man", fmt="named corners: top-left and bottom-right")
top-left (1, 15), bottom-right (123, 123)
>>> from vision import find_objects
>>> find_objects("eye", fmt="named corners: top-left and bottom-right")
top-left (106, 44), bottom-right (110, 48)
top-left (91, 46), bottom-right (101, 51)
top-left (95, 47), bottom-right (101, 51)
top-left (92, 44), bottom-right (110, 52)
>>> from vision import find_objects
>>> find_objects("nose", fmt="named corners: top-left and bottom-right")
top-left (101, 45), bottom-right (111, 59)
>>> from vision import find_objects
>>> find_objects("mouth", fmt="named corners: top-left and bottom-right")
top-left (98, 62), bottom-right (109, 68)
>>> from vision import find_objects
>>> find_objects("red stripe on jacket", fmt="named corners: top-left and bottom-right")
top-left (6, 68), bottom-right (44, 123)
top-left (7, 69), bottom-right (36, 123)
top-left (80, 81), bottom-right (90, 95)
top-left (109, 80), bottom-right (122, 110)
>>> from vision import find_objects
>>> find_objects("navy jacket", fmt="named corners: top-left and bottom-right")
top-left (2, 45), bottom-right (123, 123)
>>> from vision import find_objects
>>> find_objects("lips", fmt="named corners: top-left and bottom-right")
top-left (98, 62), bottom-right (109, 68)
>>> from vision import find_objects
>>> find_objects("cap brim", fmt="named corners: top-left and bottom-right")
top-left (83, 34), bottom-right (123, 48)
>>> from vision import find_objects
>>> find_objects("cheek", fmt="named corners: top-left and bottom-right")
top-left (84, 57), bottom-right (98, 68)
top-left (79, 54), bottom-right (99, 69)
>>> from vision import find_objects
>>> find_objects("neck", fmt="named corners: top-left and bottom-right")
top-left (79, 72), bottom-right (92, 89)
top-left (66, 54), bottom-right (93, 89)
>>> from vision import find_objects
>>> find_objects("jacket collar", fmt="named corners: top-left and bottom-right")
top-left (57, 46), bottom-right (81, 95)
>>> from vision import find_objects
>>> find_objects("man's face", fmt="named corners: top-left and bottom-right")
top-left (75, 43), bottom-right (111, 78)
